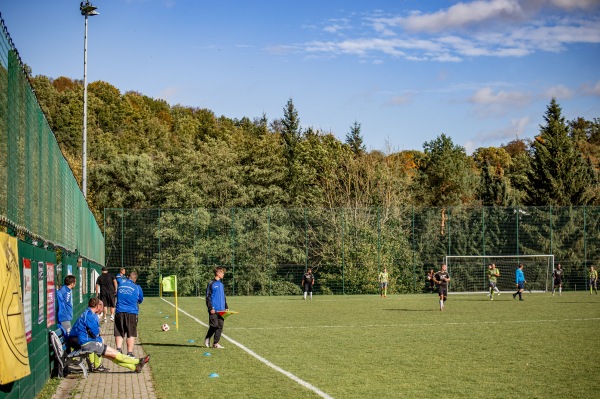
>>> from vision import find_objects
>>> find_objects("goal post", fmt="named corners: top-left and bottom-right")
top-left (444, 255), bottom-right (554, 293)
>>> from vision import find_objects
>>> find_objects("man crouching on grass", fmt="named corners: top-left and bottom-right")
top-left (69, 297), bottom-right (149, 372)
top-left (204, 266), bottom-right (228, 349)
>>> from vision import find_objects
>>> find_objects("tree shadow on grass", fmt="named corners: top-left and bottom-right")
top-left (383, 308), bottom-right (437, 312)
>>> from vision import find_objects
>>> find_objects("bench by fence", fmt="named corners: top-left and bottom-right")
top-left (49, 328), bottom-right (93, 378)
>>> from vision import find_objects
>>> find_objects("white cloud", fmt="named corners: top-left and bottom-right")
top-left (469, 87), bottom-right (531, 105)
top-left (581, 80), bottom-right (600, 96)
top-left (464, 116), bottom-right (530, 153)
top-left (469, 87), bottom-right (532, 117)
top-left (379, 0), bottom-right (524, 33)
top-left (549, 0), bottom-right (600, 10)
top-left (544, 85), bottom-right (574, 99)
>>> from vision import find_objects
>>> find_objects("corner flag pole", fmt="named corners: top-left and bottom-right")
top-left (175, 275), bottom-right (179, 331)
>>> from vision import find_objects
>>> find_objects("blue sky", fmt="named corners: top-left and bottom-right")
top-left (2, 0), bottom-right (599, 154)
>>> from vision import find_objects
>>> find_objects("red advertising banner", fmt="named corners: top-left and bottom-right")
top-left (22, 259), bottom-right (32, 343)
top-left (46, 263), bottom-right (55, 328)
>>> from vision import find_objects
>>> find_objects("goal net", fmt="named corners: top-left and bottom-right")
top-left (444, 255), bottom-right (554, 293)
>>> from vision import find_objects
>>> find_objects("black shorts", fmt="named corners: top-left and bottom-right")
top-left (303, 283), bottom-right (313, 293)
top-left (438, 287), bottom-right (448, 297)
top-left (114, 312), bottom-right (138, 338)
top-left (99, 292), bottom-right (116, 308)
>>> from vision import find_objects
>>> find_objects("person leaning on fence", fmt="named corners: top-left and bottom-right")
top-left (114, 271), bottom-right (144, 357)
top-left (589, 266), bottom-right (598, 295)
top-left (69, 297), bottom-right (149, 373)
top-left (56, 275), bottom-right (76, 334)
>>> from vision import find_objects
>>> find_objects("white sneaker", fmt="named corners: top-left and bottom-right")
top-left (110, 315), bottom-right (114, 321)
top-left (103, 317), bottom-right (107, 323)
top-left (204, 338), bottom-right (210, 348)
top-left (213, 343), bottom-right (225, 349)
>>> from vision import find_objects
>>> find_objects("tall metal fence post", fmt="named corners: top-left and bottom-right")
top-left (412, 206), bottom-right (416, 292)
top-left (341, 208), bottom-right (345, 295)
top-left (230, 208), bottom-right (236, 296)
top-left (304, 208), bottom-right (308, 271)
top-left (377, 207), bottom-right (381, 274)
top-left (158, 208), bottom-right (161, 278)
top-left (268, 207), bottom-right (271, 296)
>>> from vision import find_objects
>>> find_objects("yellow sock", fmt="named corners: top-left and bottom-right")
top-left (115, 353), bottom-right (139, 364)
top-left (111, 358), bottom-right (136, 371)
top-left (88, 353), bottom-right (101, 368)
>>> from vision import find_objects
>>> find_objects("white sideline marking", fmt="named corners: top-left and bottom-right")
top-left (161, 298), bottom-right (334, 399)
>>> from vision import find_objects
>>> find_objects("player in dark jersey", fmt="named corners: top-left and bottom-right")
top-left (95, 267), bottom-right (117, 323)
top-left (302, 268), bottom-right (315, 300)
top-left (433, 264), bottom-right (451, 311)
top-left (552, 264), bottom-right (563, 296)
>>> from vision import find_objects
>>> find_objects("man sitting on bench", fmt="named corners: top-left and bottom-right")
top-left (69, 297), bottom-right (149, 373)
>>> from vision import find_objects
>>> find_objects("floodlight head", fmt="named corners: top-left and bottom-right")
top-left (80, 2), bottom-right (99, 16)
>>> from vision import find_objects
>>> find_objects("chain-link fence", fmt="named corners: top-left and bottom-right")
top-left (104, 206), bottom-right (600, 297)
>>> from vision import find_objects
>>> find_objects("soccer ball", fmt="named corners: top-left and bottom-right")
top-left (161, 323), bottom-right (170, 332)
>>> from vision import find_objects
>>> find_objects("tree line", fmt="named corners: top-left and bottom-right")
top-left (28, 74), bottom-right (600, 220)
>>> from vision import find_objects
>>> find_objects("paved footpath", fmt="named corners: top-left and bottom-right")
top-left (51, 318), bottom-right (157, 399)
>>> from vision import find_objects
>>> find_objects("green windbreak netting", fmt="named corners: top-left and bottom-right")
top-left (0, 16), bottom-right (104, 263)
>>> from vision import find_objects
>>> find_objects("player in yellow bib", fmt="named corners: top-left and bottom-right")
top-left (378, 267), bottom-right (389, 298)
top-left (589, 266), bottom-right (598, 295)
top-left (487, 264), bottom-right (500, 300)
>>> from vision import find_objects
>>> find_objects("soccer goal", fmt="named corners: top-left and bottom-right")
top-left (444, 255), bottom-right (554, 294)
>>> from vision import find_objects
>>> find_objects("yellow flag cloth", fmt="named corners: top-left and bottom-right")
top-left (162, 275), bottom-right (177, 292)
top-left (0, 232), bottom-right (31, 384)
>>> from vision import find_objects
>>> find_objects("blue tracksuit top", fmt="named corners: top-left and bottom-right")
top-left (115, 279), bottom-right (144, 314)
top-left (206, 279), bottom-right (228, 313)
top-left (70, 307), bottom-right (101, 345)
top-left (515, 268), bottom-right (525, 284)
top-left (116, 273), bottom-right (127, 285)
top-left (56, 285), bottom-right (73, 323)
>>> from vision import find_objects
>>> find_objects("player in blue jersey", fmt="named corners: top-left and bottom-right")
top-left (114, 271), bottom-right (144, 357)
top-left (69, 297), bottom-right (149, 372)
top-left (56, 275), bottom-right (76, 334)
top-left (204, 267), bottom-right (229, 349)
top-left (513, 263), bottom-right (526, 301)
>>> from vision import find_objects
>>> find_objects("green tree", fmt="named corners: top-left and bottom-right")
top-left (413, 133), bottom-right (478, 206)
top-left (527, 98), bottom-right (596, 206)
top-left (346, 120), bottom-right (365, 156)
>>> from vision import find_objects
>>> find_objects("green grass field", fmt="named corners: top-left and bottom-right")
top-left (137, 292), bottom-right (600, 399)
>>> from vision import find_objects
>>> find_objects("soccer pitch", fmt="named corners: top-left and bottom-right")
top-left (138, 292), bottom-right (600, 399)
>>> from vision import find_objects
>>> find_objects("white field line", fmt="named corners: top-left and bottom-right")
top-left (161, 298), bottom-right (334, 399)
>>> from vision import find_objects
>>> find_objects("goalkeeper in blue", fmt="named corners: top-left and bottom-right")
top-left (513, 263), bottom-right (526, 301)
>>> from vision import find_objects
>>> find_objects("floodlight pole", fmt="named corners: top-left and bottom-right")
top-left (80, 1), bottom-right (98, 198)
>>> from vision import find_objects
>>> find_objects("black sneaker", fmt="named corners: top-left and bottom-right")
top-left (93, 365), bottom-right (110, 373)
top-left (127, 352), bottom-right (134, 357)
top-left (512, 293), bottom-right (516, 299)
top-left (135, 355), bottom-right (150, 373)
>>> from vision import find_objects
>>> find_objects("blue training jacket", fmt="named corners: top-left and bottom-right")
top-left (115, 279), bottom-right (144, 314)
top-left (69, 307), bottom-right (101, 345)
top-left (56, 285), bottom-right (73, 323)
top-left (206, 279), bottom-right (228, 313)
top-left (515, 268), bottom-right (525, 284)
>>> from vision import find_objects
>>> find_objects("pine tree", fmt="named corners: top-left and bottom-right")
top-left (346, 120), bottom-right (365, 156)
top-left (527, 98), bottom-right (594, 205)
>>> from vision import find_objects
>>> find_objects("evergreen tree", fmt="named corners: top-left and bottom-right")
top-left (281, 98), bottom-right (301, 161)
top-left (413, 133), bottom-right (478, 206)
top-left (527, 98), bottom-right (594, 206)
top-left (346, 120), bottom-right (365, 155)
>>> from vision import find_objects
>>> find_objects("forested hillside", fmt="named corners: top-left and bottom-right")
top-left (29, 75), bottom-right (600, 220)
